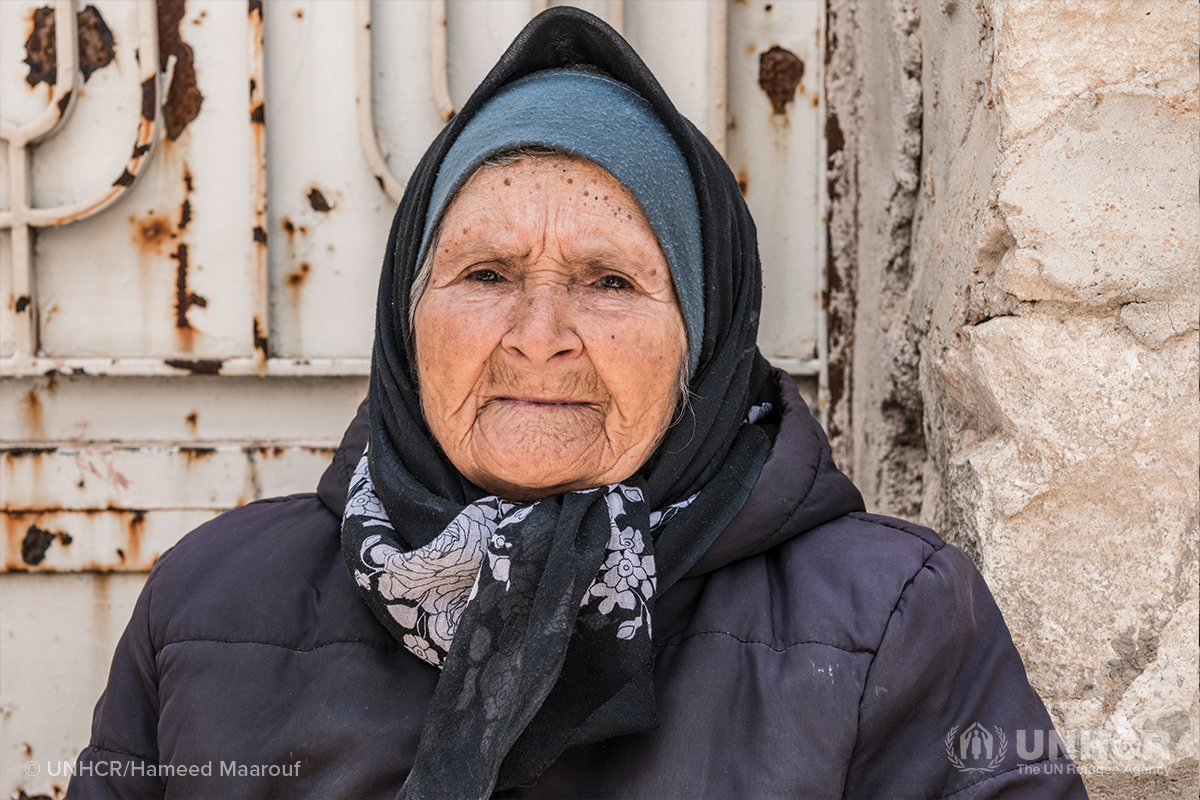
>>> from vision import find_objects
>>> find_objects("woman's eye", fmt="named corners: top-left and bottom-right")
top-left (596, 274), bottom-right (632, 291)
top-left (467, 269), bottom-right (502, 283)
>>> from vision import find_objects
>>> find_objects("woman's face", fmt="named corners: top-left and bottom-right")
top-left (414, 154), bottom-right (687, 501)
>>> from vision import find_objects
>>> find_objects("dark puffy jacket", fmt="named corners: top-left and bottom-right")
top-left (67, 374), bottom-right (1086, 799)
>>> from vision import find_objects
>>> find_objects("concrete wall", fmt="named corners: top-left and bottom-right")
top-left (827, 1), bottom-right (1199, 795)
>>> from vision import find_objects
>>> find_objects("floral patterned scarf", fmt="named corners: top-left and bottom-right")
top-left (345, 451), bottom-right (695, 669)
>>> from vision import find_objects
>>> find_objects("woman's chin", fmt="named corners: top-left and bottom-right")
top-left (466, 451), bottom-right (601, 502)
top-left (458, 409), bottom-right (607, 497)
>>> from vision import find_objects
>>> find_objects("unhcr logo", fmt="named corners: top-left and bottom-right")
top-left (946, 722), bottom-right (1008, 775)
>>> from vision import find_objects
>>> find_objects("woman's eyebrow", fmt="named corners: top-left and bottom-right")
top-left (440, 237), bottom-right (528, 263)
top-left (568, 247), bottom-right (664, 277)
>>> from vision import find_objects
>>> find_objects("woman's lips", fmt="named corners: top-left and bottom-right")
top-left (497, 397), bottom-right (590, 407)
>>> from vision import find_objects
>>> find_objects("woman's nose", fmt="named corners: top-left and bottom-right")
top-left (500, 284), bottom-right (584, 366)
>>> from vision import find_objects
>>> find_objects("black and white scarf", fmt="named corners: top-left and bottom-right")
top-left (342, 7), bottom-right (774, 798)
top-left (346, 453), bottom-right (698, 669)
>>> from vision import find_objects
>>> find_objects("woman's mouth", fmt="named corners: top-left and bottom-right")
top-left (497, 397), bottom-right (591, 408)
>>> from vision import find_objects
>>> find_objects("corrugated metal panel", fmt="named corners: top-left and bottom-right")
top-left (1, 2), bottom-right (825, 795)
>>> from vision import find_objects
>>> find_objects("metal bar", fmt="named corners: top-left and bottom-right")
top-left (5, 141), bottom-right (35, 363)
top-left (429, 0), bottom-right (455, 123)
top-left (0, 0), bottom-right (165, 230)
top-left (1, 356), bottom-right (373, 378)
top-left (0, 0), bottom-right (79, 366)
top-left (710, 0), bottom-right (728, 159)
top-left (248, 0), bottom-right (270, 364)
top-left (3, 443), bottom-right (341, 512)
top-left (355, 0), bottom-right (406, 202)
top-left (0, 0), bottom-right (79, 147)
top-left (2, 508), bottom-right (222, 572)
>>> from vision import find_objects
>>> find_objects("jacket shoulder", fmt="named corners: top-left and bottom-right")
top-left (661, 511), bottom-right (952, 655)
top-left (145, 493), bottom-right (393, 652)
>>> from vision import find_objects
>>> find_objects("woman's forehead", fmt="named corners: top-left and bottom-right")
top-left (462, 153), bottom-right (633, 201)
top-left (437, 157), bottom-right (661, 257)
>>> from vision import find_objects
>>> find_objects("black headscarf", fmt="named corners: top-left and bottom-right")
top-left (343, 8), bottom-right (774, 797)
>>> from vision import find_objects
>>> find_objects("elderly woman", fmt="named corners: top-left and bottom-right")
top-left (68, 9), bottom-right (1084, 800)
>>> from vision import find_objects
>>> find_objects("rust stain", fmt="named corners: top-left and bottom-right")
top-left (172, 243), bottom-right (207, 340)
top-left (282, 217), bottom-right (295, 237)
top-left (93, 571), bottom-right (111, 648)
top-left (57, 88), bottom-right (72, 115)
top-left (127, 510), bottom-right (145, 566)
top-left (77, 5), bottom-right (116, 80)
top-left (173, 199), bottom-right (192, 237)
top-left (286, 262), bottom-right (311, 288)
top-left (157, 0), bottom-right (204, 140)
top-left (22, 389), bottom-right (45, 439)
top-left (165, 358), bottom-right (222, 375)
top-left (3, 446), bottom-right (55, 458)
top-left (21, 524), bottom-right (57, 565)
top-left (307, 188), bottom-right (332, 213)
top-left (4, 515), bottom-right (22, 568)
top-left (134, 214), bottom-right (175, 254)
top-left (24, 5), bottom-right (116, 87)
top-left (23, 6), bottom-right (56, 87)
top-left (112, 168), bottom-right (136, 187)
top-left (4, 508), bottom-right (160, 572)
top-left (185, 411), bottom-right (199, 431)
top-left (248, 0), bottom-right (268, 375)
top-left (737, 169), bottom-right (750, 198)
top-left (759, 46), bottom-right (805, 115)
top-left (180, 446), bottom-right (216, 464)
top-left (183, 165), bottom-right (194, 192)
top-left (141, 75), bottom-right (156, 121)
top-left (253, 317), bottom-right (269, 356)
top-left (15, 295), bottom-right (31, 313)
top-left (825, 112), bottom-right (845, 157)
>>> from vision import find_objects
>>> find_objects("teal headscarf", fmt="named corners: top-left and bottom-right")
top-left (419, 69), bottom-right (705, 375)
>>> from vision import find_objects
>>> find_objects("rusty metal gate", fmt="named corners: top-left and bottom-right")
top-left (1, 1), bottom-right (825, 794)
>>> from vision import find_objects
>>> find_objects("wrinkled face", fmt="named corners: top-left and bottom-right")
top-left (413, 154), bottom-right (687, 501)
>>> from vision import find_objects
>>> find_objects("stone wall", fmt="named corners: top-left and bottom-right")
top-left (826, 1), bottom-right (1199, 795)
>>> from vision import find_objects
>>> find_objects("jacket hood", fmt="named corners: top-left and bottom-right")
top-left (319, 369), bottom-right (864, 576)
